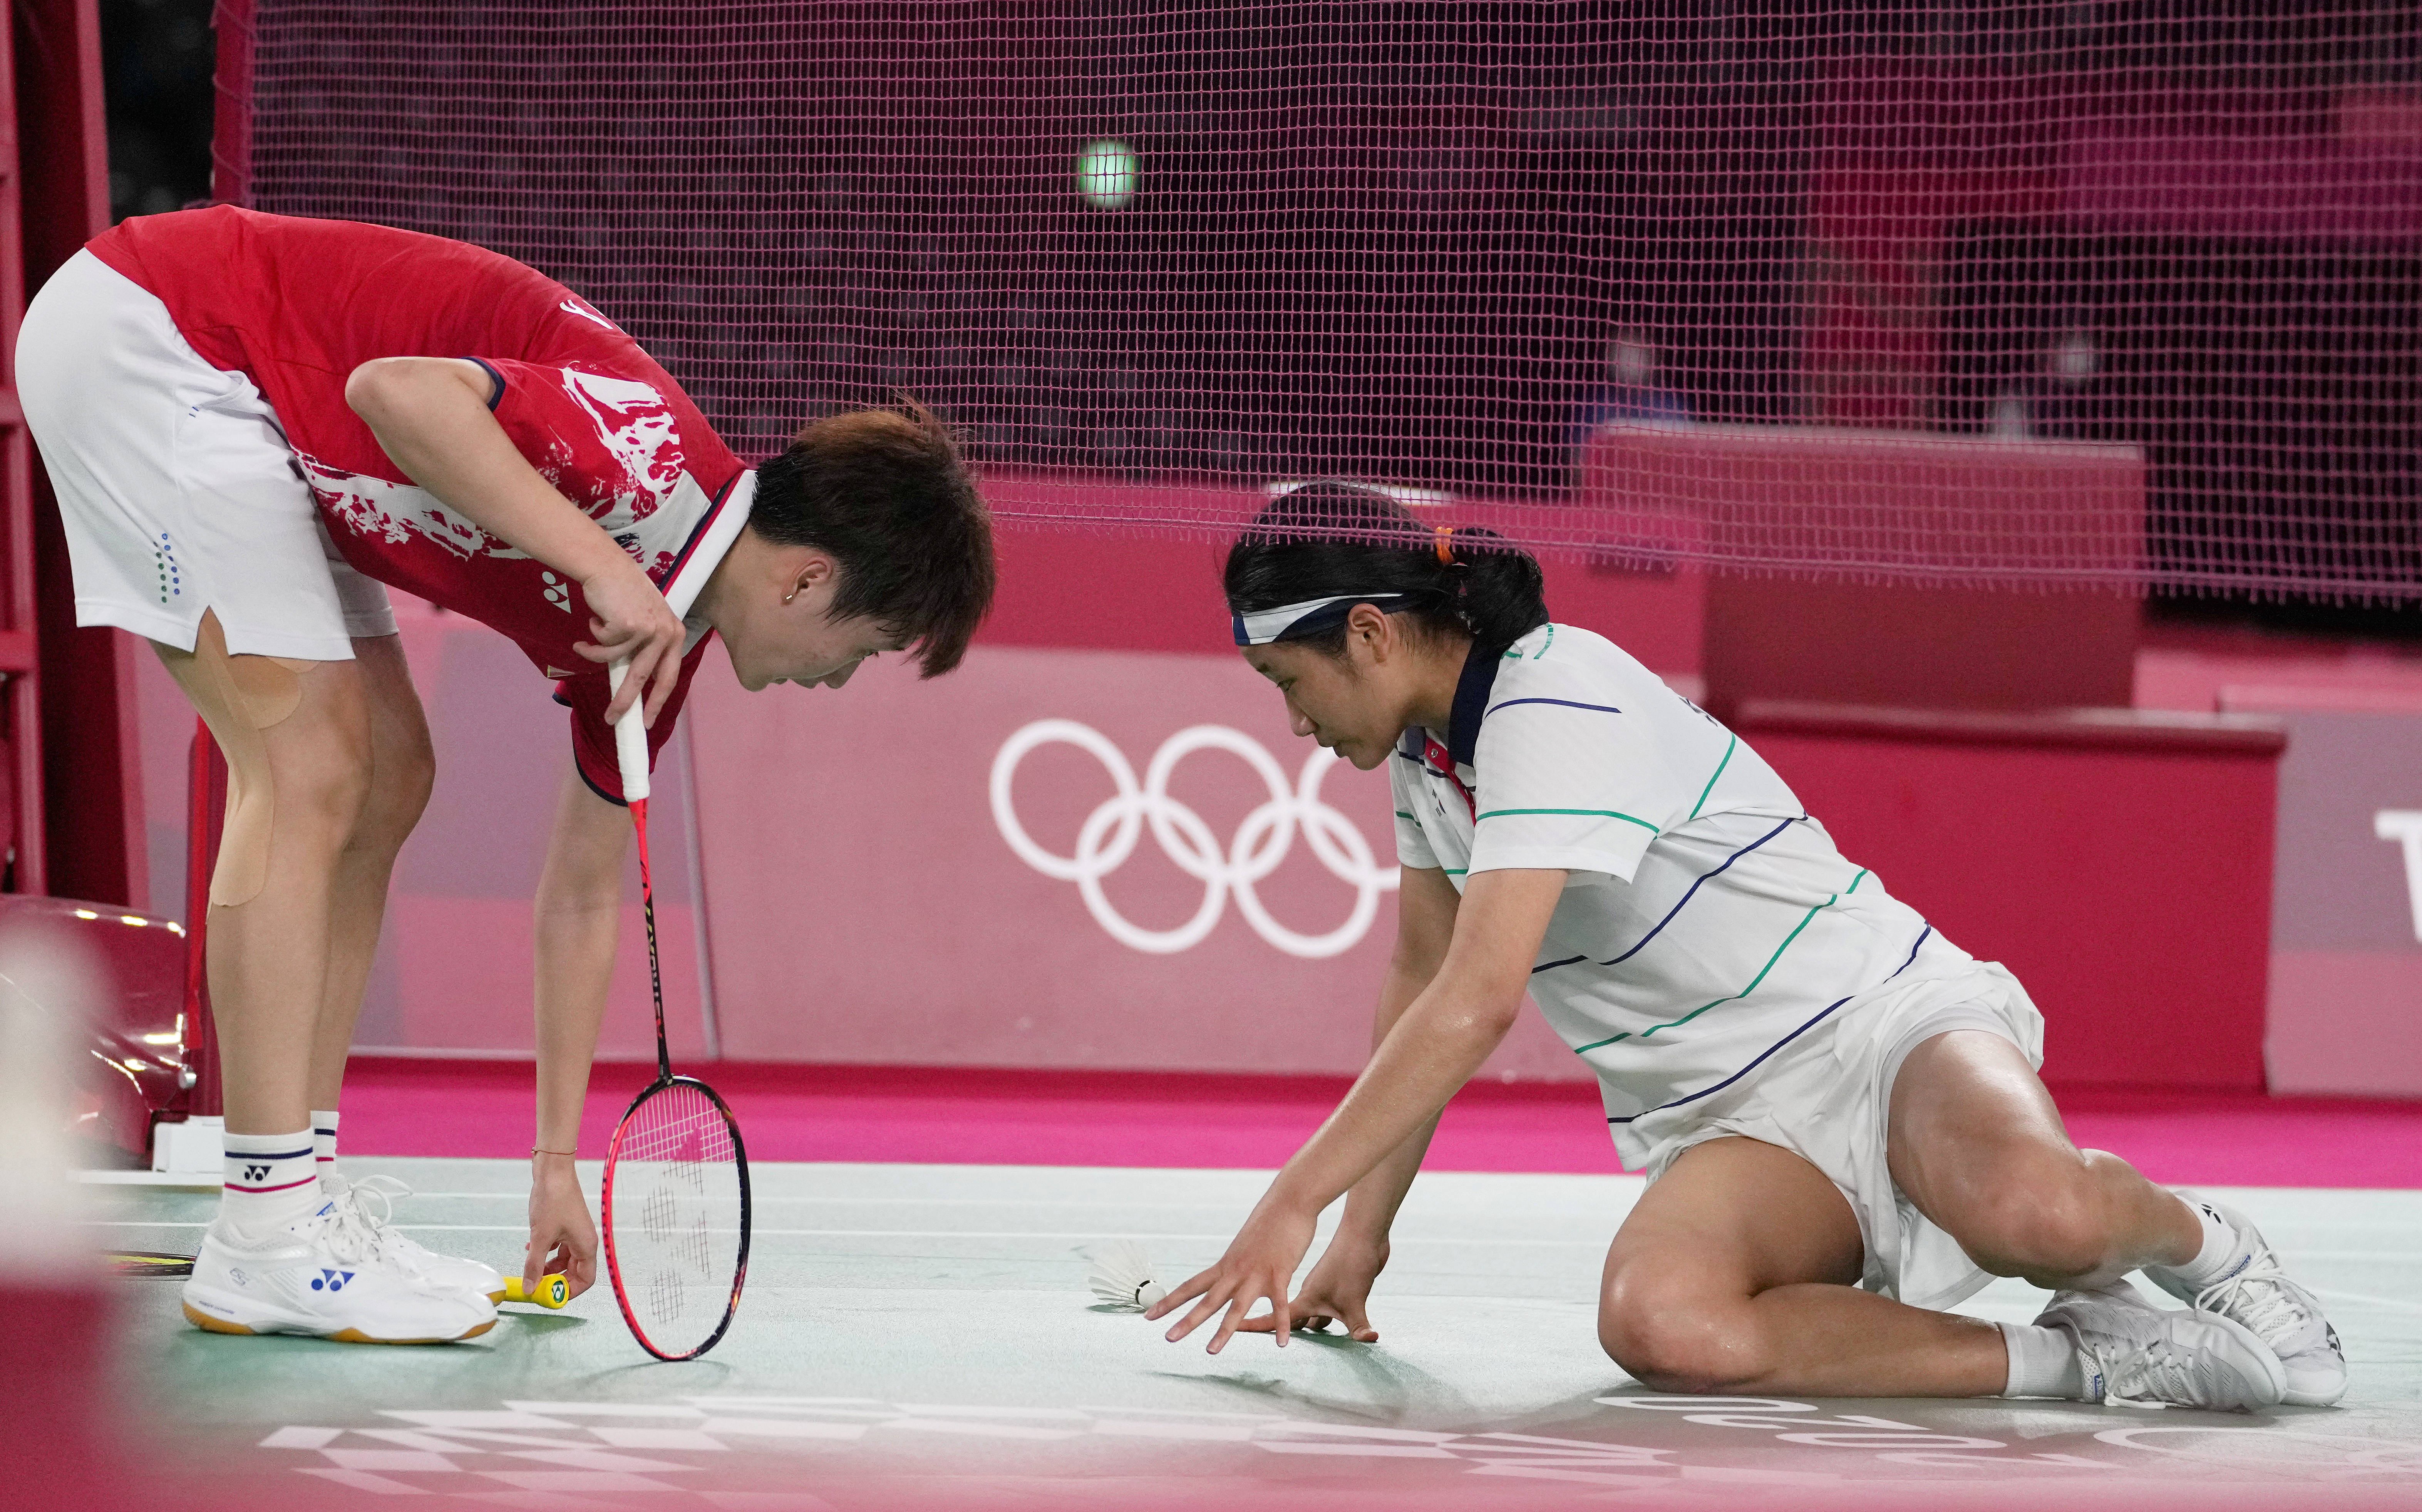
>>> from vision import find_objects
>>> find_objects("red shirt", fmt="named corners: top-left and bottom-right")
top-left (86, 206), bottom-right (745, 800)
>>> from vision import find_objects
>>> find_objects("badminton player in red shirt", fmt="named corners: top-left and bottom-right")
top-left (20, 207), bottom-right (995, 1343)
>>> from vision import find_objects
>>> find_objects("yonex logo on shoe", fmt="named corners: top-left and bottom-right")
top-left (312, 1269), bottom-right (355, 1292)
top-left (243, 1164), bottom-right (270, 1182)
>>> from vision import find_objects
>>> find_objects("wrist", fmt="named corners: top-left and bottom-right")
top-left (575, 551), bottom-right (647, 593)
top-left (1331, 1221), bottom-right (1391, 1253)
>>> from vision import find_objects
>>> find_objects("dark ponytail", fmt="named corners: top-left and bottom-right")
top-left (1223, 481), bottom-right (1549, 654)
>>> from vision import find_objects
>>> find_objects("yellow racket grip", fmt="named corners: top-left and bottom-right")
top-left (502, 1273), bottom-right (571, 1309)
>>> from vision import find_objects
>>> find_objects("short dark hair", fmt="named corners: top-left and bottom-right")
top-left (1224, 482), bottom-right (1548, 655)
top-left (750, 400), bottom-right (995, 676)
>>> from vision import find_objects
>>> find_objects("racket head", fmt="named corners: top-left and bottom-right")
top-left (600, 1073), bottom-right (751, 1361)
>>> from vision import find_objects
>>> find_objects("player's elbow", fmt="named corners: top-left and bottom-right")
top-left (1445, 988), bottom-right (1525, 1047)
top-left (344, 358), bottom-right (415, 424)
top-left (345, 356), bottom-right (482, 426)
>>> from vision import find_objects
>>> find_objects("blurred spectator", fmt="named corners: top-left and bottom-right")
top-left (103, 0), bottom-right (217, 223)
top-left (1571, 327), bottom-right (1691, 458)
top-left (1992, 325), bottom-right (2103, 440)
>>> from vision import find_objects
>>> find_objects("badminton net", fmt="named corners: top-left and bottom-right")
top-left (223, 1), bottom-right (2422, 599)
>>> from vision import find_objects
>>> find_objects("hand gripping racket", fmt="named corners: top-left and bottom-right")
top-left (599, 660), bottom-right (751, 1360)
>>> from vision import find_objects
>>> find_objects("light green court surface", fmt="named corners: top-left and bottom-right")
top-left (95, 1160), bottom-right (2422, 1510)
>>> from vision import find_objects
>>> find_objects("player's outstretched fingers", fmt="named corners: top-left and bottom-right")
top-left (1144, 1264), bottom-right (1216, 1331)
top-left (1162, 1281), bottom-right (1236, 1346)
top-left (1207, 1274), bottom-right (1287, 1355)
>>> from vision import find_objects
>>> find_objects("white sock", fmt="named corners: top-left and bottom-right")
top-left (312, 1108), bottom-right (342, 1180)
top-left (220, 1128), bottom-right (322, 1234)
top-left (2163, 1196), bottom-right (2243, 1289)
top-left (1999, 1321), bottom-right (2087, 1399)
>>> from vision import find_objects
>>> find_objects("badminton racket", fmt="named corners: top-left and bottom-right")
top-left (597, 658), bottom-right (751, 1361)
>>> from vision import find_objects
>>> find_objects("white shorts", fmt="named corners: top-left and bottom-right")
top-left (18, 249), bottom-right (395, 658)
top-left (1636, 947), bottom-right (2047, 1312)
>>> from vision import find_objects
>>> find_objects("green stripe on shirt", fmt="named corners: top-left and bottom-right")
top-left (1477, 807), bottom-right (1660, 832)
top-left (1687, 734), bottom-right (1737, 821)
top-left (1569, 883), bottom-right (1855, 1055)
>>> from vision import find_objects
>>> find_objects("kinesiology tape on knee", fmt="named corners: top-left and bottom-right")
top-left (167, 621), bottom-right (317, 908)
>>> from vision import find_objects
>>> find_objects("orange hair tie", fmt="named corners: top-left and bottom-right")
top-left (1434, 524), bottom-right (1456, 566)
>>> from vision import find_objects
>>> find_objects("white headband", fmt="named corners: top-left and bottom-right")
top-left (1231, 594), bottom-right (1422, 646)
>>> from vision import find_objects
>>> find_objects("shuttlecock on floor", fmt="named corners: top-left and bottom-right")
top-left (1085, 1240), bottom-right (1167, 1311)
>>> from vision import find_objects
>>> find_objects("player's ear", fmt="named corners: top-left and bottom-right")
top-left (781, 551), bottom-right (836, 604)
top-left (1346, 601), bottom-right (1393, 663)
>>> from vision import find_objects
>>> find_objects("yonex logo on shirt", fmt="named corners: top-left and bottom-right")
top-left (558, 299), bottom-right (615, 330)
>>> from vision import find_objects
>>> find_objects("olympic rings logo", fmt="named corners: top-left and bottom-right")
top-left (990, 720), bottom-right (1399, 959)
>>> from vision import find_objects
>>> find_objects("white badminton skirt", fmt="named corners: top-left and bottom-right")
top-left (1636, 949), bottom-right (2048, 1312)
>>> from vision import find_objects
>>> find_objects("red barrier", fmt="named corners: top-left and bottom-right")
top-left (1735, 702), bottom-right (2284, 1092)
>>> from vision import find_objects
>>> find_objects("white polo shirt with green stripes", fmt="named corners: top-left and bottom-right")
top-left (1389, 621), bottom-right (1953, 1167)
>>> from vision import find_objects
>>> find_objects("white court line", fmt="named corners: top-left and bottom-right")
top-left (2311, 1288), bottom-right (2422, 1316)
top-left (358, 1193), bottom-right (1279, 1208)
top-left (83, 1221), bottom-right (1602, 1246)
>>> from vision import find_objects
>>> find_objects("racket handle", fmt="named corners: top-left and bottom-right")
top-left (502, 1273), bottom-right (571, 1309)
top-left (606, 658), bottom-right (651, 802)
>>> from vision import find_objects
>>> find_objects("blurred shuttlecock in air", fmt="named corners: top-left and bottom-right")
top-left (1085, 1240), bottom-right (1167, 1311)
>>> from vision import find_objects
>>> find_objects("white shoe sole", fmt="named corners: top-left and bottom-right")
top-left (181, 1284), bottom-right (494, 1345)
top-left (2282, 1367), bottom-right (2350, 1410)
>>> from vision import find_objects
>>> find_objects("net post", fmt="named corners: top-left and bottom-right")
top-left (209, 0), bottom-right (257, 208)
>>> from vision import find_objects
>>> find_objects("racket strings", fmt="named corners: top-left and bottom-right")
top-left (606, 1082), bottom-right (744, 1350)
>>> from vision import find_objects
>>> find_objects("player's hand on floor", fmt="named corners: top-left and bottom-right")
top-left (527, 1154), bottom-right (599, 1301)
top-left (575, 563), bottom-right (686, 725)
top-left (1238, 1231), bottom-right (1387, 1343)
top-left (1146, 1200), bottom-right (1317, 1354)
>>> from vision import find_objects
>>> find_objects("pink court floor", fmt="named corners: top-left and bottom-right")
top-left (337, 1057), bottom-right (2422, 1189)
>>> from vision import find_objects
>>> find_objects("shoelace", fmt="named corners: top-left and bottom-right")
top-left (308, 1199), bottom-right (382, 1269)
top-left (2195, 1254), bottom-right (2309, 1348)
top-left (327, 1174), bottom-right (420, 1268)
top-left (2074, 1338), bottom-right (2171, 1411)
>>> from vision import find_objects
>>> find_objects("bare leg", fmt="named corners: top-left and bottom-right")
top-left (154, 613), bottom-right (371, 1137)
top-left (1600, 1136), bottom-right (2009, 1396)
top-left (307, 634), bottom-right (435, 1111)
top-left (1888, 1030), bottom-right (2201, 1288)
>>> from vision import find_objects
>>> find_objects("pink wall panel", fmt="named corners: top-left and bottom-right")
top-left (2261, 710), bottom-right (2422, 1098)
top-left (980, 519), bottom-right (1706, 675)
top-left (682, 641), bottom-right (1588, 1080)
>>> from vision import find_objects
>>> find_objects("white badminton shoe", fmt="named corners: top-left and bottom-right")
top-left (181, 1197), bottom-right (496, 1344)
top-left (2144, 1192), bottom-right (2348, 1407)
top-left (2036, 1281), bottom-right (2286, 1411)
top-left (324, 1171), bottom-right (509, 1303)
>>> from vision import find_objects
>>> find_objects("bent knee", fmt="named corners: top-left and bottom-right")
top-left (357, 730), bottom-right (436, 847)
top-left (1598, 1270), bottom-right (1767, 1394)
top-left (1956, 1155), bottom-right (2112, 1280)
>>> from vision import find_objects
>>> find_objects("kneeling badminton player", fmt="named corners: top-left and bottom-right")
top-left (1150, 482), bottom-right (2345, 1412)
top-left (19, 207), bottom-right (994, 1345)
